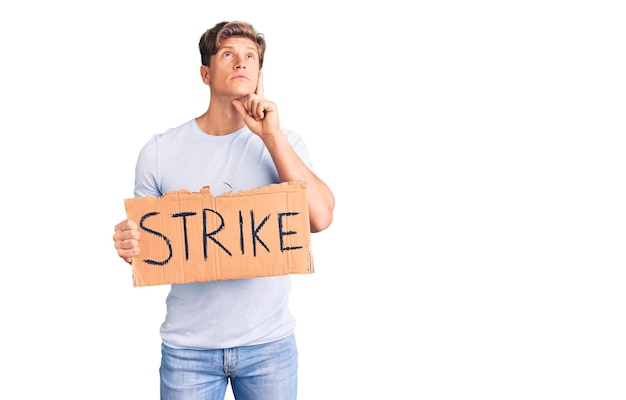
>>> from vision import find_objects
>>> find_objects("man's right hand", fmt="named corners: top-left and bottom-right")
top-left (113, 219), bottom-right (140, 264)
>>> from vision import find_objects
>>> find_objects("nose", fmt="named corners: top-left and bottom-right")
top-left (235, 56), bottom-right (247, 69)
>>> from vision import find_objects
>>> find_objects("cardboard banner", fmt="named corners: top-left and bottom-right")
top-left (124, 181), bottom-right (313, 287)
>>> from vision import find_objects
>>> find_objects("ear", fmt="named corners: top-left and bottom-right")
top-left (200, 65), bottom-right (210, 85)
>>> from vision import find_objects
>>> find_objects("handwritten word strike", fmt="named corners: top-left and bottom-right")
top-left (139, 209), bottom-right (303, 266)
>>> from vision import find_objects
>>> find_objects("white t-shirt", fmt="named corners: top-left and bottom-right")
top-left (133, 118), bottom-right (312, 349)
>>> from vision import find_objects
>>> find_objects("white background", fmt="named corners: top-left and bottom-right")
top-left (1, 1), bottom-right (625, 399)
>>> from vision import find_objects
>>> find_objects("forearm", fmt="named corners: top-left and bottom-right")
top-left (263, 132), bottom-right (335, 232)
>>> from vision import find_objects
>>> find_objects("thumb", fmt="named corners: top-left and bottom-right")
top-left (231, 98), bottom-right (250, 119)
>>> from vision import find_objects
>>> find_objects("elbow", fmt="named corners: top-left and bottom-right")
top-left (309, 191), bottom-right (335, 233)
top-left (310, 212), bottom-right (333, 233)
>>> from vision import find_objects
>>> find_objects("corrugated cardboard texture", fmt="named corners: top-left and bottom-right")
top-left (124, 181), bottom-right (313, 287)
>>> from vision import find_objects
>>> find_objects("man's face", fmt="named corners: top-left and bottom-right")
top-left (208, 37), bottom-right (260, 98)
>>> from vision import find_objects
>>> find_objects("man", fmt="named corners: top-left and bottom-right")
top-left (112, 21), bottom-right (334, 400)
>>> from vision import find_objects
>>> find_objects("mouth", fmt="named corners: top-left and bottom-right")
top-left (232, 74), bottom-right (248, 80)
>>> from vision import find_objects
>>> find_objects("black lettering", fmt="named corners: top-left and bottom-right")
top-left (203, 208), bottom-right (232, 257)
top-left (278, 212), bottom-right (303, 252)
top-left (239, 210), bottom-right (245, 255)
top-left (139, 212), bottom-right (172, 266)
top-left (171, 212), bottom-right (196, 260)
top-left (250, 210), bottom-right (270, 256)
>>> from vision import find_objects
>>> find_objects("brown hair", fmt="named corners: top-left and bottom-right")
top-left (199, 21), bottom-right (266, 69)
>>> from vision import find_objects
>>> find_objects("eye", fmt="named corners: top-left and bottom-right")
top-left (224, 52), bottom-right (233, 59)
top-left (246, 54), bottom-right (255, 60)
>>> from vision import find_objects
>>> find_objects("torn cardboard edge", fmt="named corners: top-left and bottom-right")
top-left (124, 181), bottom-right (313, 287)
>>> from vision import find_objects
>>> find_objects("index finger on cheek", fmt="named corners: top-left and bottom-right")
top-left (255, 71), bottom-right (264, 98)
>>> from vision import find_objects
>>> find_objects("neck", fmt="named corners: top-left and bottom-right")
top-left (196, 99), bottom-right (245, 136)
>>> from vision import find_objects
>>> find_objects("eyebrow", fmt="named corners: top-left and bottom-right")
top-left (220, 45), bottom-right (258, 53)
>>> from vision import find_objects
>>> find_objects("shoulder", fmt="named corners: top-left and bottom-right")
top-left (137, 119), bottom-right (195, 156)
top-left (154, 119), bottom-right (196, 141)
top-left (280, 127), bottom-right (303, 142)
top-left (139, 120), bottom-right (197, 152)
top-left (281, 128), bottom-right (308, 149)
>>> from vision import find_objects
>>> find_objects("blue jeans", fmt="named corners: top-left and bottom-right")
top-left (160, 334), bottom-right (298, 400)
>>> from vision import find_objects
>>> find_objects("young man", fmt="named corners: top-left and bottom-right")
top-left (112, 21), bottom-right (335, 400)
